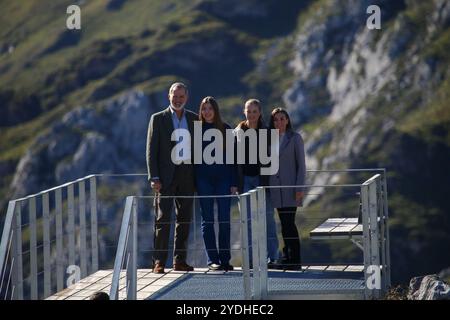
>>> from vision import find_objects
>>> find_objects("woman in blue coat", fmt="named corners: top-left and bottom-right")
top-left (268, 107), bottom-right (306, 270)
top-left (195, 96), bottom-right (238, 271)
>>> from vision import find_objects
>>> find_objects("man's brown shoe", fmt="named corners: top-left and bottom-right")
top-left (153, 262), bottom-right (165, 274)
top-left (173, 261), bottom-right (194, 272)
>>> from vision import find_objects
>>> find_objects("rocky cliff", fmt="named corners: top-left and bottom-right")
top-left (1, 0), bottom-right (449, 283)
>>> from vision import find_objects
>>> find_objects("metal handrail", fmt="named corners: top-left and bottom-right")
top-left (107, 169), bottom-right (390, 300)
top-left (0, 174), bottom-right (100, 300)
top-left (1, 169), bottom-right (390, 300)
top-left (110, 196), bottom-right (135, 300)
top-left (247, 172), bottom-right (389, 300)
top-left (108, 192), bottom-right (245, 300)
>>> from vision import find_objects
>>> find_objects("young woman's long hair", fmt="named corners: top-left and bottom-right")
top-left (269, 107), bottom-right (293, 131)
top-left (198, 96), bottom-right (226, 136)
top-left (237, 99), bottom-right (265, 129)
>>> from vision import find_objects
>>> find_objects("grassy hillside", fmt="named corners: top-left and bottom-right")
top-left (1, 0), bottom-right (449, 286)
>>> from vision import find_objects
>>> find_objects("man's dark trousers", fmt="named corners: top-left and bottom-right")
top-left (153, 163), bottom-right (195, 266)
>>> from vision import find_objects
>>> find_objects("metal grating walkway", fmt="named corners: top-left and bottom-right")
top-left (150, 270), bottom-right (365, 300)
top-left (46, 266), bottom-right (365, 300)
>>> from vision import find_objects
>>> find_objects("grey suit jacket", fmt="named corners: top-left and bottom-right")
top-left (146, 106), bottom-right (198, 189)
top-left (268, 130), bottom-right (306, 208)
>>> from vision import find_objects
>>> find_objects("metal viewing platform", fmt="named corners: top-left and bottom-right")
top-left (1, 169), bottom-right (391, 300)
top-left (46, 266), bottom-right (365, 300)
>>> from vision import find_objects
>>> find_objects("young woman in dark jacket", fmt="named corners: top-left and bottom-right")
top-left (195, 96), bottom-right (238, 271)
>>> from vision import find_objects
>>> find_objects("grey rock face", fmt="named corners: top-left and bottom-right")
top-left (283, 0), bottom-right (446, 199)
top-left (10, 90), bottom-right (158, 198)
top-left (408, 275), bottom-right (450, 300)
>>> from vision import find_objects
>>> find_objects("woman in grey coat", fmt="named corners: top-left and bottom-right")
top-left (268, 107), bottom-right (306, 270)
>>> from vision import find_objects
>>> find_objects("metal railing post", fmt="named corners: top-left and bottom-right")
top-left (67, 184), bottom-right (75, 267)
top-left (382, 171), bottom-right (391, 288)
top-left (361, 183), bottom-right (372, 300)
top-left (110, 196), bottom-right (133, 300)
top-left (42, 193), bottom-right (51, 297)
top-left (249, 190), bottom-right (260, 299)
top-left (368, 178), bottom-right (381, 299)
top-left (378, 178), bottom-right (387, 294)
top-left (239, 194), bottom-right (251, 300)
top-left (55, 188), bottom-right (64, 292)
top-left (0, 202), bottom-right (15, 285)
top-left (257, 187), bottom-right (268, 299)
top-left (127, 197), bottom-right (137, 300)
top-left (29, 197), bottom-right (38, 300)
top-left (11, 220), bottom-right (17, 300)
top-left (193, 195), bottom-right (197, 266)
top-left (78, 181), bottom-right (87, 278)
top-left (90, 176), bottom-right (99, 273)
top-left (13, 203), bottom-right (23, 299)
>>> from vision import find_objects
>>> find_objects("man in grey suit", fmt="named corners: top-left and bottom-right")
top-left (146, 82), bottom-right (198, 273)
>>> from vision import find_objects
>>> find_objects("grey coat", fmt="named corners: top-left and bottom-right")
top-left (268, 130), bottom-right (306, 208)
top-left (146, 106), bottom-right (198, 190)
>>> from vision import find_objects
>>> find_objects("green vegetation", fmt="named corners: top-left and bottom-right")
top-left (403, 0), bottom-right (435, 33)
top-left (0, 0), bottom-right (301, 165)
top-left (424, 28), bottom-right (450, 63)
top-left (1, 0), bottom-right (449, 285)
top-left (399, 77), bottom-right (450, 147)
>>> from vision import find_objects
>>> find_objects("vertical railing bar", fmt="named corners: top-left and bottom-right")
top-left (378, 179), bottom-right (387, 293)
top-left (78, 181), bottom-right (87, 278)
top-left (0, 201), bottom-right (16, 296)
top-left (11, 214), bottom-right (18, 299)
top-left (10, 282), bottom-right (15, 300)
top-left (369, 179), bottom-right (381, 299)
top-left (249, 190), bottom-right (260, 299)
top-left (90, 177), bottom-right (99, 273)
top-left (127, 197), bottom-right (137, 300)
top-left (361, 184), bottom-right (372, 300)
top-left (55, 188), bottom-right (64, 291)
top-left (193, 196), bottom-right (197, 267)
top-left (0, 230), bottom-right (13, 295)
top-left (133, 198), bottom-right (138, 299)
top-left (29, 197), bottom-right (38, 300)
top-left (120, 225), bottom-right (131, 299)
top-left (43, 192), bottom-right (51, 298)
top-left (67, 184), bottom-right (75, 267)
top-left (110, 196), bottom-right (133, 300)
top-left (239, 195), bottom-right (251, 300)
top-left (382, 170), bottom-right (391, 288)
top-left (124, 252), bottom-right (131, 300)
top-left (257, 187), bottom-right (268, 299)
top-left (14, 203), bottom-right (23, 299)
top-left (5, 255), bottom-right (14, 300)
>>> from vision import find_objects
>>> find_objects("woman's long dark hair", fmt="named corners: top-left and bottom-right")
top-left (198, 96), bottom-right (226, 136)
top-left (269, 107), bottom-right (293, 131)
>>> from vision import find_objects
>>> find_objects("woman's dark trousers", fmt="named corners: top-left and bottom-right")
top-left (277, 207), bottom-right (301, 267)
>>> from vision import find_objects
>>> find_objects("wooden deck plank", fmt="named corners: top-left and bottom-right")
top-left (331, 221), bottom-right (359, 234)
top-left (344, 265), bottom-right (365, 272)
top-left (310, 217), bottom-right (363, 238)
top-left (326, 265), bottom-right (347, 272)
top-left (310, 220), bottom-right (341, 235)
